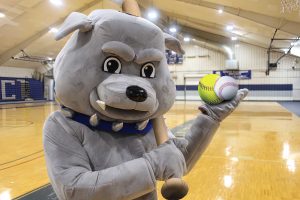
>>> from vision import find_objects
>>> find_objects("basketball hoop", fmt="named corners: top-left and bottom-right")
top-left (281, 0), bottom-right (300, 13)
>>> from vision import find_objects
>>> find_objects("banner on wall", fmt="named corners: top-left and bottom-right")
top-left (213, 70), bottom-right (251, 80)
top-left (165, 50), bottom-right (183, 64)
top-left (0, 77), bottom-right (44, 102)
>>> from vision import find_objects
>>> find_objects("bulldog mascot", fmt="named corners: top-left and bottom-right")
top-left (43, 1), bottom-right (248, 199)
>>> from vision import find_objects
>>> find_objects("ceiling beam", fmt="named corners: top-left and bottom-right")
top-left (0, 0), bottom-right (102, 66)
top-left (160, 9), bottom-right (271, 45)
top-left (139, 1), bottom-right (231, 44)
top-left (139, 0), bottom-right (270, 48)
top-left (139, 5), bottom-right (229, 56)
top-left (176, 0), bottom-right (300, 36)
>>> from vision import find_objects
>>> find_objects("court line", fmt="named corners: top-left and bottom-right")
top-left (0, 150), bottom-right (44, 166)
top-left (202, 154), bottom-right (300, 164)
top-left (0, 154), bottom-right (44, 171)
top-left (0, 102), bottom-right (57, 110)
top-left (0, 105), bottom-right (52, 110)
top-left (0, 121), bottom-right (34, 128)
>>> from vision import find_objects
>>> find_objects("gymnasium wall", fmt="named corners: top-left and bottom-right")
top-left (0, 66), bottom-right (34, 78)
top-left (171, 42), bottom-right (300, 101)
top-left (0, 66), bottom-right (44, 102)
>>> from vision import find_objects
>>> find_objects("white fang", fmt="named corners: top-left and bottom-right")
top-left (96, 100), bottom-right (106, 110)
top-left (89, 114), bottom-right (99, 127)
top-left (112, 122), bottom-right (123, 132)
top-left (136, 119), bottom-right (149, 130)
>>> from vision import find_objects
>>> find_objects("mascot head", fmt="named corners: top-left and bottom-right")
top-left (54, 10), bottom-right (184, 125)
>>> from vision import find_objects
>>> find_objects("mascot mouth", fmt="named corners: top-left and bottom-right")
top-left (95, 99), bottom-right (150, 116)
top-left (89, 90), bottom-right (159, 122)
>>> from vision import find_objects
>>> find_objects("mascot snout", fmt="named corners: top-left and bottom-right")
top-left (90, 74), bottom-right (158, 121)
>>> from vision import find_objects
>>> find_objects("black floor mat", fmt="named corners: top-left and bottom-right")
top-left (15, 184), bottom-right (58, 200)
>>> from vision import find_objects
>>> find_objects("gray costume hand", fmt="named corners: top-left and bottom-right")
top-left (143, 139), bottom-right (186, 181)
top-left (199, 88), bottom-right (249, 122)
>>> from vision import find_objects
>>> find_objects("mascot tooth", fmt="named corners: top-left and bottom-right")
top-left (96, 100), bottom-right (106, 110)
top-left (136, 119), bottom-right (149, 130)
top-left (89, 114), bottom-right (100, 127)
top-left (112, 122), bottom-right (124, 132)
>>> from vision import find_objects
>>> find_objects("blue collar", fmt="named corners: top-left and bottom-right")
top-left (71, 111), bottom-right (152, 135)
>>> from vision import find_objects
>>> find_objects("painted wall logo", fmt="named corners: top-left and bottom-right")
top-left (0, 77), bottom-right (44, 102)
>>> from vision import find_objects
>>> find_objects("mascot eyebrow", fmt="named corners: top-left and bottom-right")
top-left (136, 49), bottom-right (164, 64)
top-left (102, 41), bottom-right (135, 62)
top-left (102, 41), bottom-right (164, 64)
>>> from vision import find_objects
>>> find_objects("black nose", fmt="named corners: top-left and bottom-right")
top-left (126, 85), bottom-right (147, 102)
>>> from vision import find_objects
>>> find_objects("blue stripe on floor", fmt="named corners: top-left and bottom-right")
top-left (278, 101), bottom-right (300, 117)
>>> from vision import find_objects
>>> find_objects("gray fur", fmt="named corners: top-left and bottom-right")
top-left (164, 33), bottom-right (185, 55)
top-left (102, 41), bottom-right (135, 62)
top-left (44, 9), bottom-right (246, 200)
top-left (54, 10), bottom-right (175, 121)
top-left (135, 49), bottom-right (164, 64)
top-left (55, 12), bottom-right (93, 41)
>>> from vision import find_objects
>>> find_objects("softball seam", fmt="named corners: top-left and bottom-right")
top-left (218, 82), bottom-right (238, 100)
top-left (199, 77), bottom-right (219, 91)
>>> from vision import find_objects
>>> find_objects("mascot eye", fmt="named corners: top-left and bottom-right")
top-left (141, 63), bottom-right (155, 78)
top-left (103, 57), bottom-right (122, 74)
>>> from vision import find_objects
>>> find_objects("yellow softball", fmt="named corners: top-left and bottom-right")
top-left (198, 74), bottom-right (223, 105)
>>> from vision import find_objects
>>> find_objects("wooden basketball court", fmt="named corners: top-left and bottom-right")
top-left (1, 0), bottom-right (300, 199)
top-left (1, 101), bottom-right (299, 199)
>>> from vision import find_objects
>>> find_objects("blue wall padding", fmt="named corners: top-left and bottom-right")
top-left (29, 79), bottom-right (44, 100)
top-left (176, 85), bottom-right (198, 91)
top-left (176, 84), bottom-right (293, 91)
top-left (238, 84), bottom-right (293, 91)
top-left (0, 77), bottom-right (44, 102)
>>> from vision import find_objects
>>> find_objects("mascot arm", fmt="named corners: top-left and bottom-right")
top-left (175, 89), bottom-right (248, 173)
top-left (43, 116), bottom-right (156, 200)
top-left (171, 114), bottom-right (219, 173)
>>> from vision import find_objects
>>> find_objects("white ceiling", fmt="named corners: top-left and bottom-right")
top-left (0, 0), bottom-right (300, 68)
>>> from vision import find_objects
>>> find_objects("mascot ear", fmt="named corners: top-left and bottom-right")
top-left (164, 33), bottom-right (185, 55)
top-left (55, 12), bottom-right (93, 41)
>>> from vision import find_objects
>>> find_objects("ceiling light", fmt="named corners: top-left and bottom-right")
top-left (49, 27), bottom-right (58, 33)
top-left (50, 0), bottom-right (63, 6)
top-left (169, 27), bottom-right (177, 33)
top-left (184, 37), bottom-right (191, 42)
top-left (283, 49), bottom-right (289, 54)
top-left (218, 9), bottom-right (223, 14)
top-left (147, 9), bottom-right (159, 21)
top-left (291, 41), bottom-right (300, 46)
top-left (231, 36), bottom-right (237, 41)
top-left (0, 12), bottom-right (5, 18)
top-left (226, 25), bottom-right (234, 31)
top-left (291, 46), bottom-right (300, 56)
top-left (231, 30), bottom-right (244, 36)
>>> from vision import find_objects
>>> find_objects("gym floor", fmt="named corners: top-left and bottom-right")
top-left (1, 101), bottom-right (299, 200)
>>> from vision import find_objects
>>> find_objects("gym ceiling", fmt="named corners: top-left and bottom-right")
top-left (0, 0), bottom-right (300, 68)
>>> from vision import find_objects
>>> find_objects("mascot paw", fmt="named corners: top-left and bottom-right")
top-left (199, 88), bottom-right (249, 122)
